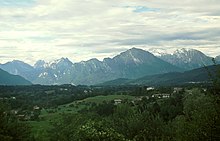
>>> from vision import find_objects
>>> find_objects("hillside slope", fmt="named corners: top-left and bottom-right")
top-left (100, 65), bottom-right (219, 86)
top-left (0, 68), bottom-right (32, 85)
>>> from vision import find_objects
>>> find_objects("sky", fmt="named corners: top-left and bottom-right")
top-left (0, 0), bottom-right (220, 65)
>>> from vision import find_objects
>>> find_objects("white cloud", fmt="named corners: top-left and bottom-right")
top-left (0, 0), bottom-right (220, 65)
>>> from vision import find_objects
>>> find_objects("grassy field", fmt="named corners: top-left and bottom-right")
top-left (28, 94), bottom-right (136, 140)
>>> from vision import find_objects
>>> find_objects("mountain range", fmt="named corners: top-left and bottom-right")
top-left (0, 68), bottom-right (32, 85)
top-left (0, 48), bottom-right (218, 85)
top-left (149, 48), bottom-right (214, 70)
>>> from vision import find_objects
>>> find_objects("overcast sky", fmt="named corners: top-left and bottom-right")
top-left (0, 0), bottom-right (220, 65)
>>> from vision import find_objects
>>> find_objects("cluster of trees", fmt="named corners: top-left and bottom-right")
top-left (1, 85), bottom-right (219, 141)
top-left (0, 85), bottom-right (137, 111)
top-left (0, 85), bottom-right (86, 110)
top-left (49, 88), bottom-right (220, 141)
top-left (0, 101), bottom-right (31, 141)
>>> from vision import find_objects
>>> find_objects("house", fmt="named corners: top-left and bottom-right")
top-left (173, 88), bottom-right (183, 93)
top-left (152, 94), bottom-right (170, 99)
top-left (33, 105), bottom-right (40, 110)
top-left (114, 99), bottom-right (122, 105)
top-left (146, 87), bottom-right (155, 91)
top-left (202, 88), bottom-right (207, 92)
top-left (11, 110), bottom-right (18, 115)
top-left (60, 88), bottom-right (68, 91)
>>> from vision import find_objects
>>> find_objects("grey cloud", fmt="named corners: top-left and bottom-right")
top-left (0, 55), bottom-right (7, 58)
top-left (0, 0), bottom-right (220, 64)
top-left (92, 47), bottom-right (127, 54)
top-left (160, 29), bottom-right (220, 42)
top-left (107, 28), bottom-right (220, 49)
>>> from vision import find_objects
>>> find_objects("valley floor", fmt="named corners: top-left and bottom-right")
top-left (0, 85), bottom-right (220, 140)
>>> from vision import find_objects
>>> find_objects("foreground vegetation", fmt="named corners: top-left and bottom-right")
top-left (0, 73), bottom-right (220, 140)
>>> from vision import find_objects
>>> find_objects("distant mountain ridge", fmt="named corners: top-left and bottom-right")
top-left (0, 60), bottom-right (34, 78)
top-left (148, 48), bottom-right (213, 70)
top-left (100, 64), bottom-right (220, 86)
top-left (0, 48), bottom-right (218, 85)
top-left (32, 48), bottom-right (180, 85)
top-left (101, 48), bottom-right (181, 79)
top-left (0, 68), bottom-right (32, 85)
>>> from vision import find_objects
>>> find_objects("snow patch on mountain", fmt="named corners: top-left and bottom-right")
top-left (148, 48), bottom-right (176, 57)
top-left (39, 72), bottom-right (48, 78)
top-left (128, 49), bottom-right (141, 64)
top-left (35, 58), bottom-right (73, 69)
top-left (152, 48), bottom-right (213, 70)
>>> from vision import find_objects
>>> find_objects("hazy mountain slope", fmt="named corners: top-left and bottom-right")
top-left (33, 58), bottom-right (74, 85)
top-left (100, 65), bottom-right (219, 86)
top-left (103, 48), bottom-right (182, 78)
top-left (98, 78), bottom-right (132, 86)
top-left (0, 60), bottom-right (35, 80)
top-left (68, 58), bottom-right (113, 85)
top-left (0, 68), bottom-right (32, 85)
